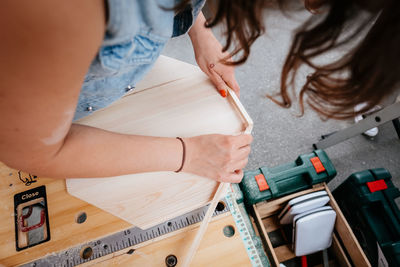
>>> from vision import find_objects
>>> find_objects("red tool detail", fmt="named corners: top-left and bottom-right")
top-left (367, 179), bottom-right (388, 193)
top-left (255, 174), bottom-right (269, 192)
top-left (310, 157), bottom-right (326, 174)
top-left (19, 205), bottom-right (46, 232)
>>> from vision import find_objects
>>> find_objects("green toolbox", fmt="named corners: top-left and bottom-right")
top-left (333, 168), bottom-right (400, 266)
top-left (240, 150), bottom-right (336, 205)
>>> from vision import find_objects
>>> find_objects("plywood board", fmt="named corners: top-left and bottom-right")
top-left (131, 55), bottom-right (200, 94)
top-left (66, 56), bottom-right (252, 229)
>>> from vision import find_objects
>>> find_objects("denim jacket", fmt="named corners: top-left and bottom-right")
top-left (73, 0), bottom-right (205, 121)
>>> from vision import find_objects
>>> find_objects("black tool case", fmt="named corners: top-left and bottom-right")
top-left (333, 168), bottom-right (400, 266)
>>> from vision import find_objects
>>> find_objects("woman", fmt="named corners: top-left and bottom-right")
top-left (0, 0), bottom-right (252, 182)
top-left (1, 0), bottom-right (398, 182)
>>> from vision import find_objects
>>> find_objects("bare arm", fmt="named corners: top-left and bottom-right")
top-left (188, 12), bottom-right (240, 97)
top-left (0, 1), bottom-right (252, 181)
top-left (0, 0), bottom-right (184, 178)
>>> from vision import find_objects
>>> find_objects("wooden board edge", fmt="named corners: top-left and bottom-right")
top-left (227, 89), bottom-right (253, 134)
top-left (252, 204), bottom-right (279, 267)
top-left (323, 183), bottom-right (371, 267)
top-left (181, 182), bottom-right (229, 267)
top-left (262, 216), bottom-right (280, 233)
top-left (255, 184), bottom-right (325, 219)
top-left (181, 90), bottom-right (253, 266)
top-left (274, 244), bottom-right (295, 263)
top-left (332, 232), bottom-right (352, 267)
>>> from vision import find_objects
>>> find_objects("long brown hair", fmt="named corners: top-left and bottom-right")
top-left (180, 0), bottom-right (400, 119)
top-left (276, 0), bottom-right (400, 119)
top-left (205, 0), bottom-right (266, 65)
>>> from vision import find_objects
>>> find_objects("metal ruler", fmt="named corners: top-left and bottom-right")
top-left (22, 201), bottom-right (230, 267)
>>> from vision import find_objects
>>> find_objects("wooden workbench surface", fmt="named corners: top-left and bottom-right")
top-left (0, 164), bottom-right (251, 266)
top-left (84, 213), bottom-right (251, 267)
top-left (0, 165), bottom-right (130, 266)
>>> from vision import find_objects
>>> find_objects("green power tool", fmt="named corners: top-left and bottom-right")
top-left (240, 150), bottom-right (336, 205)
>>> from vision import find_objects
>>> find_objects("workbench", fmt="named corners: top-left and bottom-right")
top-left (0, 165), bottom-right (252, 266)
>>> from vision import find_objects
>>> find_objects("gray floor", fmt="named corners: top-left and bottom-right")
top-left (162, 8), bottom-right (400, 190)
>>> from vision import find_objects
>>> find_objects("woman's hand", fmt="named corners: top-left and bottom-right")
top-left (182, 134), bottom-right (253, 183)
top-left (189, 12), bottom-right (240, 97)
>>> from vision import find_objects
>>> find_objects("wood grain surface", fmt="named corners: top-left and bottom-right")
top-left (82, 213), bottom-right (251, 267)
top-left (0, 165), bottom-right (251, 266)
top-left (67, 56), bottom-right (251, 228)
top-left (0, 165), bottom-right (131, 266)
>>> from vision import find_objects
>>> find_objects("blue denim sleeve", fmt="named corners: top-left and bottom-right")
top-left (172, 0), bottom-right (206, 37)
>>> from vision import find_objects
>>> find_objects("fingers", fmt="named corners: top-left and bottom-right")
top-left (221, 169), bottom-right (243, 183)
top-left (234, 145), bottom-right (251, 161)
top-left (184, 134), bottom-right (252, 184)
top-left (233, 134), bottom-right (253, 149)
top-left (208, 63), bottom-right (240, 98)
top-left (230, 158), bottom-right (249, 172)
top-left (221, 71), bottom-right (240, 98)
top-left (208, 68), bottom-right (229, 97)
top-left (221, 152), bottom-right (249, 182)
top-left (217, 135), bottom-right (252, 183)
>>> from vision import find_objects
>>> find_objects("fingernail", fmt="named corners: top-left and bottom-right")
top-left (219, 89), bottom-right (227, 98)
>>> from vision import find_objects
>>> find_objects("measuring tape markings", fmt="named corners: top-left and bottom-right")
top-left (22, 201), bottom-right (229, 267)
top-left (23, 186), bottom-right (268, 267)
top-left (226, 185), bottom-right (269, 267)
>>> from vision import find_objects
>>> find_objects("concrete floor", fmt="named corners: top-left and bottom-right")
top-left (162, 8), bottom-right (400, 190)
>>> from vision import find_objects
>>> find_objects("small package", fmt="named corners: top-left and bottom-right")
top-left (292, 206), bottom-right (336, 256)
top-left (278, 190), bottom-right (330, 224)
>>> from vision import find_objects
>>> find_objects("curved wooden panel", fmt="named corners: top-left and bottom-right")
top-left (66, 56), bottom-right (252, 229)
